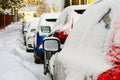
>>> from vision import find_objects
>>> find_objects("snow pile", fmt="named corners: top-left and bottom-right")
top-left (0, 23), bottom-right (51, 80)
top-left (0, 23), bottom-right (37, 80)
top-left (52, 0), bottom-right (120, 80)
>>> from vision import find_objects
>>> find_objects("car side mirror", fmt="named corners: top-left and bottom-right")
top-left (41, 26), bottom-right (51, 33)
top-left (43, 37), bottom-right (61, 52)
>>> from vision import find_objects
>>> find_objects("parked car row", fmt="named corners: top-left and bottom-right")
top-left (22, 13), bottom-right (60, 63)
top-left (42, 0), bottom-right (120, 80)
top-left (22, 4), bottom-right (88, 65)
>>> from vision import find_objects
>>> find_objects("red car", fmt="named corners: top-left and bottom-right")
top-left (43, 0), bottom-right (120, 80)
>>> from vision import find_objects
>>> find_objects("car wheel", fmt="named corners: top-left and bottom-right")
top-left (34, 54), bottom-right (44, 64)
top-left (35, 58), bottom-right (40, 64)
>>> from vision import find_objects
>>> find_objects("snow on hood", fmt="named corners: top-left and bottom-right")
top-left (55, 0), bottom-right (120, 79)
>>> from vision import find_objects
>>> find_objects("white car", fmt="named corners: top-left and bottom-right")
top-left (23, 18), bottom-right (36, 36)
top-left (43, 0), bottom-right (120, 80)
top-left (23, 17), bottom-right (38, 45)
top-left (23, 21), bottom-right (30, 45)
top-left (25, 18), bottom-right (40, 52)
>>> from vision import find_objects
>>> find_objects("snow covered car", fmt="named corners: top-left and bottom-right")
top-left (34, 13), bottom-right (59, 63)
top-left (23, 18), bottom-right (39, 45)
top-left (43, 0), bottom-right (120, 80)
top-left (23, 21), bottom-right (30, 45)
top-left (23, 18), bottom-right (36, 36)
top-left (48, 5), bottom-right (88, 45)
top-left (25, 18), bottom-right (39, 52)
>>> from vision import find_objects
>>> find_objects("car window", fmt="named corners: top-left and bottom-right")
top-left (98, 8), bottom-right (111, 29)
top-left (45, 19), bottom-right (57, 22)
top-left (74, 9), bottom-right (86, 14)
top-left (41, 26), bottom-right (51, 33)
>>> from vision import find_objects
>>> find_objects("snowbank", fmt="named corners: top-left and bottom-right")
top-left (0, 23), bottom-right (50, 80)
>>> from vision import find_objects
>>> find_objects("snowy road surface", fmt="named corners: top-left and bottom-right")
top-left (0, 22), bottom-right (51, 80)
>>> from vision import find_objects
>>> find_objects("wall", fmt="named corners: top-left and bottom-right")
top-left (0, 14), bottom-right (12, 29)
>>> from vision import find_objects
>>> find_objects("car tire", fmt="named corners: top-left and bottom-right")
top-left (34, 54), bottom-right (44, 64)
top-left (35, 58), bottom-right (40, 64)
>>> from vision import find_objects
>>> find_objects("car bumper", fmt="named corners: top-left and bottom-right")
top-left (26, 39), bottom-right (34, 50)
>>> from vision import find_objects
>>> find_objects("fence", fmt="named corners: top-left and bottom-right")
top-left (0, 14), bottom-right (12, 29)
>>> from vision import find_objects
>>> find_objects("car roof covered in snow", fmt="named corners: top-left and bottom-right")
top-left (36, 13), bottom-right (60, 31)
top-left (28, 17), bottom-right (40, 30)
top-left (51, 5), bottom-right (89, 33)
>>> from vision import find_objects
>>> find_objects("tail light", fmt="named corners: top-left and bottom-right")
top-left (58, 31), bottom-right (68, 44)
top-left (97, 65), bottom-right (120, 80)
top-left (52, 30), bottom-right (69, 44)
top-left (58, 31), bottom-right (68, 39)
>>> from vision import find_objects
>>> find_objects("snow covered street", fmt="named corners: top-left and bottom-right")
top-left (0, 22), bottom-right (51, 80)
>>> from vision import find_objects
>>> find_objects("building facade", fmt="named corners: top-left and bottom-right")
top-left (64, 0), bottom-right (94, 8)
